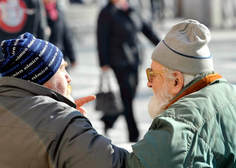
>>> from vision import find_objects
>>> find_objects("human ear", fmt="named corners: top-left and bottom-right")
top-left (172, 71), bottom-right (184, 95)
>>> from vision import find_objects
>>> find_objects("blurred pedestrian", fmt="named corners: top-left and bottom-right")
top-left (96, 0), bottom-right (161, 142)
top-left (43, 0), bottom-right (77, 69)
top-left (0, 32), bottom-right (127, 167)
top-left (69, 0), bottom-right (84, 4)
top-left (222, 0), bottom-right (236, 28)
top-left (150, 0), bottom-right (165, 20)
top-left (0, 0), bottom-right (48, 59)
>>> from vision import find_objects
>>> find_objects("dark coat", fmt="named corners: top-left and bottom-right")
top-left (96, 2), bottom-right (160, 68)
top-left (0, 0), bottom-right (47, 59)
top-left (46, 5), bottom-right (76, 64)
top-left (0, 77), bottom-right (128, 168)
top-left (0, 0), bottom-right (47, 41)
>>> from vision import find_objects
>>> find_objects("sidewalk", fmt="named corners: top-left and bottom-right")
top-left (65, 3), bottom-right (236, 150)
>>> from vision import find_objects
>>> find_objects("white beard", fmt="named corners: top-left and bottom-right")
top-left (66, 84), bottom-right (75, 102)
top-left (50, 76), bottom-right (74, 101)
top-left (67, 94), bottom-right (75, 102)
top-left (148, 81), bottom-right (173, 119)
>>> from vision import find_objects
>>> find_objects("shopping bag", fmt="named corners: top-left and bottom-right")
top-left (95, 72), bottom-right (123, 115)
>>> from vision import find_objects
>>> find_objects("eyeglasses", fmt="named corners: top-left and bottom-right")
top-left (146, 68), bottom-right (164, 83)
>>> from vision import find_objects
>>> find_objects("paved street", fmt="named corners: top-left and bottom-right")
top-left (64, 3), bottom-right (236, 149)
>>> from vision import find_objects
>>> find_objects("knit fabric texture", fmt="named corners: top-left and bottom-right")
top-left (151, 19), bottom-right (213, 75)
top-left (0, 32), bottom-right (63, 85)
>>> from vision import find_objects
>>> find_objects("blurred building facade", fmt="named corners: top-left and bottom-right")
top-left (64, 0), bottom-right (235, 47)
top-left (128, 0), bottom-right (236, 29)
top-left (181, 0), bottom-right (236, 29)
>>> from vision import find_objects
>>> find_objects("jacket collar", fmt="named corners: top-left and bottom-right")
top-left (0, 77), bottom-right (76, 108)
top-left (165, 72), bottom-right (223, 109)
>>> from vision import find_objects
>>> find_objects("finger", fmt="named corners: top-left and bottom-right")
top-left (77, 106), bottom-right (87, 117)
top-left (75, 95), bottom-right (96, 107)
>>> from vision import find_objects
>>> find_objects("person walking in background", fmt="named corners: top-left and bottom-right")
top-left (222, 0), bottom-right (236, 28)
top-left (96, 0), bottom-right (161, 142)
top-left (125, 19), bottom-right (236, 167)
top-left (43, 0), bottom-right (77, 69)
top-left (0, 0), bottom-right (48, 59)
top-left (150, 0), bottom-right (165, 20)
top-left (0, 32), bottom-right (127, 167)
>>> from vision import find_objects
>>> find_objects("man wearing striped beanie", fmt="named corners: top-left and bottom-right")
top-left (0, 32), bottom-right (128, 167)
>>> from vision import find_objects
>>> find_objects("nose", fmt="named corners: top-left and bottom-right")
top-left (66, 72), bottom-right (71, 83)
top-left (147, 81), bottom-right (152, 88)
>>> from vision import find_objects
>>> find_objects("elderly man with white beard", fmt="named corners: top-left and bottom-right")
top-left (124, 19), bottom-right (236, 167)
top-left (147, 62), bottom-right (195, 119)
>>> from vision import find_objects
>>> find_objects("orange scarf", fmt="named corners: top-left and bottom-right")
top-left (165, 73), bottom-right (223, 109)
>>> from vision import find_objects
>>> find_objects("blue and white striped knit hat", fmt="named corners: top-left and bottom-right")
top-left (0, 32), bottom-right (63, 85)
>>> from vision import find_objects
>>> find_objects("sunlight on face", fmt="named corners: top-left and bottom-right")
top-left (43, 60), bottom-right (72, 100)
top-left (148, 79), bottom-right (173, 119)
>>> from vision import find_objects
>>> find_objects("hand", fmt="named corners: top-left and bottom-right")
top-left (74, 95), bottom-right (96, 117)
top-left (101, 65), bottom-right (110, 72)
top-left (71, 61), bottom-right (77, 68)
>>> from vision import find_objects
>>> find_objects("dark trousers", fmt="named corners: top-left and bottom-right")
top-left (112, 66), bottom-right (139, 142)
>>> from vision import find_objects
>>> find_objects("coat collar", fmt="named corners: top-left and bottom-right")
top-left (165, 72), bottom-right (223, 109)
top-left (0, 77), bottom-right (76, 108)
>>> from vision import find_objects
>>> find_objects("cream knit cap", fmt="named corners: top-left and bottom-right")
top-left (151, 19), bottom-right (213, 75)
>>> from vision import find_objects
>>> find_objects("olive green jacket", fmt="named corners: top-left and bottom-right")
top-left (0, 77), bottom-right (127, 168)
top-left (126, 73), bottom-right (236, 167)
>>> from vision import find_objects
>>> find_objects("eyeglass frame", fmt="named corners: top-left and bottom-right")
top-left (146, 68), bottom-right (164, 83)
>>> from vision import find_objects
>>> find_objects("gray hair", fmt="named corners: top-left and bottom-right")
top-left (162, 66), bottom-right (196, 86)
